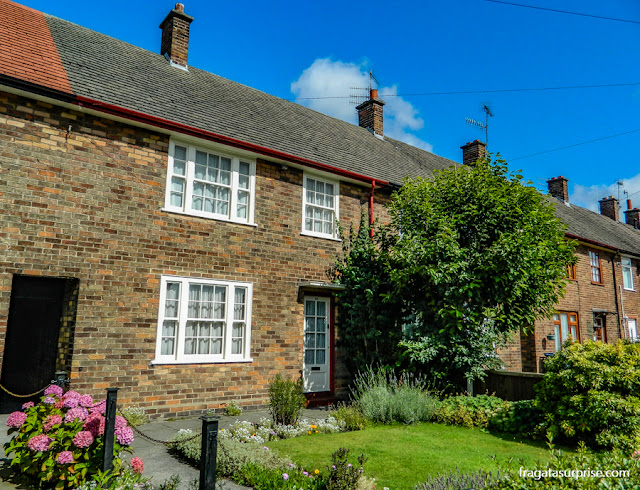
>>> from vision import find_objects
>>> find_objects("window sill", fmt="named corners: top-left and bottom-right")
top-left (300, 231), bottom-right (341, 242)
top-left (161, 208), bottom-right (257, 227)
top-left (623, 288), bottom-right (636, 292)
top-left (150, 358), bottom-right (254, 365)
top-left (590, 282), bottom-right (604, 286)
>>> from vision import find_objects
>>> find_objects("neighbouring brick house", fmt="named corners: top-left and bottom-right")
top-left (0, 0), bottom-right (460, 415)
top-left (500, 174), bottom-right (640, 373)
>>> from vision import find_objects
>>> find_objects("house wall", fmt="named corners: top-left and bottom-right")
top-left (500, 244), bottom-right (640, 373)
top-left (0, 90), bottom-right (389, 417)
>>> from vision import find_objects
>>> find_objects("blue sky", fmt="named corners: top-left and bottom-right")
top-left (19, 0), bottom-right (640, 213)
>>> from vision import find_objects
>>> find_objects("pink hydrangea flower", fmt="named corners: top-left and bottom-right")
top-left (130, 457), bottom-right (144, 474)
top-left (63, 397), bottom-right (79, 409)
top-left (63, 390), bottom-right (80, 400)
top-left (21, 401), bottom-right (34, 410)
top-left (44, 385), bottom-right (63, 397)
top-left (43, 396), bottom-right (56, 405)
top-left (27, 434), bottom-right (53, 452)
top-left (6, 411), bottom-right (27, 428)
top-left (91, 400), bottom-right (106, 415)
top-left (115, 426), bottom-right (134, 445)
top-left (44, 414), bottom-right (63, 432)
top-left (115, 415), bottom-right (128, 429)
top-left (57, 451), bottom-right (74, 464)
top-left (73, 430), bottom-right (94, 448)
top-left (84, 412), bottom-right (105, 437)
top-left (54, 399), bottom-right (64, 409)
top-left (78, 394), bottom-right (93, 407)
top-left (64, 407), bottom-right (88, 423)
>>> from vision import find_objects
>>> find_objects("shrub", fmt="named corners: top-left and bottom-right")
top-left (415, 468), bottom-right (501, 489)
top-left (489, 400), bottom-right (546, 438)
top-left (119, 406), bottom-right (147, 427)
top-left (494, 441), bottom-right (640, 489)
top-left (4, 385), bottom-right (138, 488)
top-left (535, 340), bottom-right (640, 451)
top-left (224, 400), bottom-right (243, 417)
top-left (268, 374), bottom-right (307, 426)
top-left (351, 367), bottom-right (438, 424)
top-left (325, 448), bottom-right (367, 490)
top-left (329, 403), bottom-right (368, 431)
top-left (433, 394), bottom-right (508, 428)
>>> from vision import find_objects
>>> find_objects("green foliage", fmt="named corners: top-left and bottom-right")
top-left (389, 158), bottom-right (575, 386)
top-left (4, 386), bottom-right (135, 489)
top-left (330, 214), bottom-right (405, 374)
top-left (494, 441), bottom-right (640, 489)
top-left (329, 403), bottom-right (369, 431)
top-left (433, 395), bottom-right (508, 428)
top-left (268, 374), bottom-right (307, 426)
top-left (325, 448), bottom-right (367, 490)
top-left (119, 406), bottom-right (147, 427)
top-left (415, 468), bottom-right (501, 489)
top-left (534, 340), bottom-right (640, 451)
top-left (488, 400), bottom-right (546, 438)
top-left (75, 466), bottom-right (154, 490)
top-left (351, 367), bottom-right (439, 424)
top-left (224, 400), bottom-right (243, 417)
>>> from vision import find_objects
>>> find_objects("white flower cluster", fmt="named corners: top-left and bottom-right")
top-left (219, 416), bottom-right (346, 444)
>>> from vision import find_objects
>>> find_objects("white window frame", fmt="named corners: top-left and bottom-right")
top-left (301, 173), bottom-right (340, 240)
top-left (153, 275), bottom-right (253, 364)
top-left (621, 257), bottom-right (634, 291)
top-left (163, 140), bottom-right (256, 225)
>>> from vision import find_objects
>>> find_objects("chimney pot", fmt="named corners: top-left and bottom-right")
top-left (160, 4), bottom-right (194, 68)
top-left (356, 90), bottom-right (385, 137)
top-left (599, 196), bottom-right (620, 221)
top-left (547, 176), bottom-right (569, 203)
top-left (624, 206), bottom-right (640, 228)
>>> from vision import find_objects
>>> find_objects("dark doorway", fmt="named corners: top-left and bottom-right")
top-left (0, 275), bottom-right (77, 412)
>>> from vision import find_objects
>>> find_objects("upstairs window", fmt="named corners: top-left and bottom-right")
top-left (589, 250), bottom-right (602, 284)
top-left (165, 141), bottom-right (255, 224)
top-left (566, 264), bottom-right (577, 280)
top-left (622, 257), bottom-right (634, 290)
top-left (302, 175), bottom-right (339, 239)
top-left (154, 275), bottom-right (252, 363)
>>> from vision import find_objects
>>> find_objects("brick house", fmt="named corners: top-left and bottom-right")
top-left (502, 175), bottom-right (640, 372)
top-left (0, 1), bottom-right (457, 415)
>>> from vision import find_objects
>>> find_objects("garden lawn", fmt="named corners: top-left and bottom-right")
top-left (267, 423), bottom-right (557, 489)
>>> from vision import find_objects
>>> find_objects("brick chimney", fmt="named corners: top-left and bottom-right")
top-left (460, 140), bottom-right (486, 165)
top-left (356, 89), bottom-right (385, 137)
top-left (599, 196), bottom-right (619, 221)
top-left (160, 3), bottom-right (193, 69)
top-left (624, 199), bottom-right (640, 229)
top-left (547, 176), bottom-right (569, 203)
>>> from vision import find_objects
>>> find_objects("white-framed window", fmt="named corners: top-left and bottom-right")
top-left (154, 275), bottom-right (253, 364)
top-left (164, 140), bottom-right (256, 224)
top-left (622, 257), bottom-right (634, 290)
top-left (302, 174), bottom-right (339, 239)
top-left (589, 250), bottom-right (602, 284)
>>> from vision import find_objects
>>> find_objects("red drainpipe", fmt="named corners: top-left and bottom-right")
top-left (369, 180), bottom-right (376, 238)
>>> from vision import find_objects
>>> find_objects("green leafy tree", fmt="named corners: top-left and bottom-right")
top-left (387, 156), bottom-right (575, 386)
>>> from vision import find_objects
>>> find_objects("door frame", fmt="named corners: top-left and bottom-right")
top-left (302, 295), bottom-right (334, 394)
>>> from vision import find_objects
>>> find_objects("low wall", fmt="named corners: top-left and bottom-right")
top-left (474, 370), bottom-right (543, 401)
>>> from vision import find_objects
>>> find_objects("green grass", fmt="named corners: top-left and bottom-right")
top-left (267, 423), bottom-right (560, 489)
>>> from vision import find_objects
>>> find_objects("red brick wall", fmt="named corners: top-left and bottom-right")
top-left (0, 90), bottom-right (390, 417)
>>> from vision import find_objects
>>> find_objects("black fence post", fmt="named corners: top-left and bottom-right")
top-left (101, 388), bottom-right (119, 474)
top-left (199, 416), bottom-right (219, 490)
top-left (53, 371), bottom-right (67, 390)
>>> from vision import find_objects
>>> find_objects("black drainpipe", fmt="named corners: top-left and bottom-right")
top-left (612, 252), bottom-right (622, 339)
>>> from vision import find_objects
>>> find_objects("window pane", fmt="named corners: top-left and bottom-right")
top-left (560, 314), bottom-right (569, 341)
top-left (316, 333), bottom-right (325, 348)
top-left (173, 159), bottom-right (186, 177)
top-left (174, 145), bottom-right (187, 161)
top-left (161, 338), bottom-right (174, 356)
top-left (234, 288), bottom-right (246, 320)
top-left (238, 174), bottom-right (250, 190)
top-left (305, 333), bottom-right (315, 348)
top-left (316, 350), bottom-right (326, 365)
top-left (198, 338), bottom-right (210, 354)
top-left (211, 338), bottom-right (222, 354)
top-left (307, 179), bottom-right (315, 192)
top-left (305, 301), bottom-right (315, 316)
top-left (316, 317), bottom-right (326, 332)
top-left (185, 322), bottom-right (196, 337)
top-left (554, 325), bottom-right (560, 351)
top-left (317, 301), bottom-right (326, 317)
top-left (304, 350), bottom-right (314, 364)
top-left (232, 339), bottom-right (242, 355)
top-left (184, 338), bottom-right (195, 355)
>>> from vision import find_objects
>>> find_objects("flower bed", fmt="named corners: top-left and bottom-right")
top-left (4, 385), bottom-right (145, 488)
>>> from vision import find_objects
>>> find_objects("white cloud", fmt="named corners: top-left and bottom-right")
top-left (291, 58), bottom-right (433, 152)
top-left (570, 173), bottom-right (640, 220)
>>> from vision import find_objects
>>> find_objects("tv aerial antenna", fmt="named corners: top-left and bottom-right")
top-left (350, 70), bottom-right (380, 106)
top-left (465, 104), bottom-right (494, 147)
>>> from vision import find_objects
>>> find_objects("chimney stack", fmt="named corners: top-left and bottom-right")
top-left (624, 199), bottom-right (640, 229)
top-left (160, 3), bottom-right (193, 69)
top-left (356, 89), bottom-right (385, 137)
top-left (547, 176), bottom-right (569, 203)
top-left (460, 140), bottom-right (486, 165)
top-left (599, 196), bottom-right (620, 221)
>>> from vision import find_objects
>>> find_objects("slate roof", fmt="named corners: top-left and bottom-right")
top-left (551, 198), bottom-right (640, 256)
top-left (0, 0), bottom-right (457, 186)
